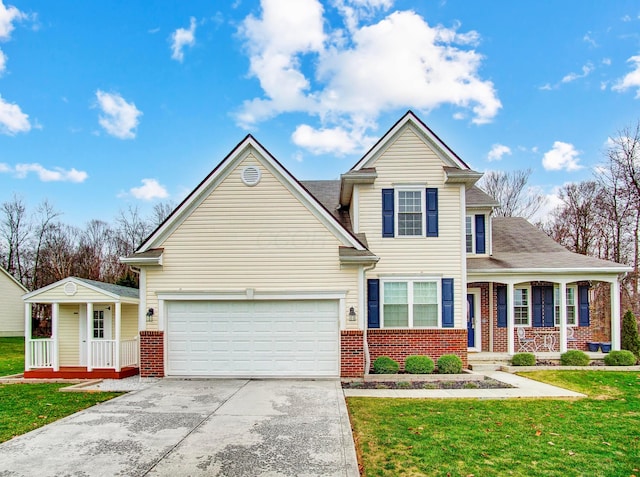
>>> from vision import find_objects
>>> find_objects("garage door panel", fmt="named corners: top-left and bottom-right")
top-left (167, 300), bottom-right (339, 377)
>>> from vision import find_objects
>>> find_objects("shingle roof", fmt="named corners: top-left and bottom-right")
top-left (300, 180), bottom-right (353, 232)
top-left (75, 278), bottom-right (140, 299)
top-left (468, 217), bottom-right (630, 273)
top-left (466, 186), bottom-right (500, 208)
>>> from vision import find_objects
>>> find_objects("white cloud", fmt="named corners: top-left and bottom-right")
top-left (0, 94), bottom-right (30, 135)
top-left (5, 163), bottom-right (88, 182)
top-left (95, 90), bottom-right (142, 139)
top-left (612, 55), bottom-right (640, 98)
top-left (0, 0), bottom-right (25, 41)
top-left (561, 63), bottom-right (594, 83)
top-left (0, 48), bottom-right (5, 75)
top-left (236, 1), bottom-right (501, 155)
top-left (538, 83), bottom-right (554, 91)
top-left (622, 14), bottom-right (632, 22)
top-left (130, 178), bottom-right (169, 200)
top-left (292, 123), bottom-right (374, 155)
top-left (170, 17), bottom-right (196, 62)
top-left (542, 141), bottom-right (582, 172)
top-left (602, 57), bottom-right (611, 66)
top-left (487, 143), bottom-right (511, 162)
top-left (583, 32), bottom-right (597, 47)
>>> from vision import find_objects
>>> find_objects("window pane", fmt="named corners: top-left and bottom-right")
top-left (384, 282), bottom-right (407, 304)
top-left (384, 305), bottom-right (409, 326)
top-left (465, 216), bottom-right (473, 253)
top-left (413, 282), bottom-right (437, 327)
top-left (384, 282), bottom-right (408, 327)
top-left (514, 289), bottom-right (528, 325)
top-left (414, 304), bottom-right (438, 326)
top-left (398, 191), bottom-right (422, 236)
top-left (414, 282), bottom-right (437, 304)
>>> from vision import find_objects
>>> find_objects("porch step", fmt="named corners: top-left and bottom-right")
top-left (468, 363), bottom-right (504, 371)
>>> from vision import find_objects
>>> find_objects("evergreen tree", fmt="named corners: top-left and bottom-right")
top-left (621, 310), bottom-right (640, 359)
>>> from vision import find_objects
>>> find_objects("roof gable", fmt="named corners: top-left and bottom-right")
top-left (23, 276), bottom-right (139, 302)
top-left (136, 135), bottom-right (366, 253)
top-left (0, 266), bottom-right (28, 293)
top-left (351, 110), bottom-right (470, 171)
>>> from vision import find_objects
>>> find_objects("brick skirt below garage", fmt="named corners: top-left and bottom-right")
top-left (140, 330), bottom-right (164, 378)
top-left (341, 329), bottom-right (468, 377)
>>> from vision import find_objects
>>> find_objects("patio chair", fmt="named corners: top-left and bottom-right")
top-left (567, 327), bottom-right (578, 349)
top-left (517, 327), bottom-right (536, 352)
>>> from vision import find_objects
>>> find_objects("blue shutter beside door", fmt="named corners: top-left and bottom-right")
top-left (543, 286), bottom-right (555, 327)
top-left (578, 285), bottom-right (590, 327)
top-left (442, 278), bottom-right (454, 328)
top-left (382, 189), bottom-right (394, 238)
top-left (426, 188), bottom-right (438, 237)
top-left (532, 286), bottom-right (543, 327)
top-left (367, 279), bottom-right (380, 328)
top-left (475, 214), bottom-right (486, 254)
top-left (497, 285), bottom-right (507, 328)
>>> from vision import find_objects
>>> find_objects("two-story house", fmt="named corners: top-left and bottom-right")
top-left (22, 111), bottom-right (629, 379)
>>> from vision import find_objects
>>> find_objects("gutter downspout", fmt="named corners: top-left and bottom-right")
top-left (361, 263), bottom-right (377, 375)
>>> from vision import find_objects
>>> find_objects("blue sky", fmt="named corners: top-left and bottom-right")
top-left (1, 0), bottom-right (640, 225)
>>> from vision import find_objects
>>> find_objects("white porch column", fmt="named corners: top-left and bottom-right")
top-left (51, 303), bottom-right (60, 371)
top-left (507, 282), bottom-right (515, 355)
top-left (114, 302), bottom-right (121, 372)
top-left (24, 302), bottom-right (32, 371)
top-left (558, 282), bottom-right (567, 353)
top-left (86, 303), bottom-right (93, 372)
top-left (611, 279), bottom-right (621, 351)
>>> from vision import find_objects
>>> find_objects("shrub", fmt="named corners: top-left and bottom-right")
top-left (396, 381), bottom-right (412, 389)
top-left (604, 350), bottom-right (637, 366)
top-left (621, 310), bottom-right (640, 359)
top-left (437, 354), bottom-right (463, 374)
top-left (373, 356), bottom-right (399, 374)
top-left (422, 382), bottom-right (438, 389)
top-left (560, 350), bottom-right (590, 366)
top-left (463, 381), bottom-right (479, 389)
top-left (511, 353), bottom-right (536, 366)
top-left (404, 355), bottom-right (435, 374)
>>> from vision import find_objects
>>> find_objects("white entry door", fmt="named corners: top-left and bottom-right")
top-left (79, 305), bottom-right (112, 366)
top-left (167, 300), bottom-right (340, 377)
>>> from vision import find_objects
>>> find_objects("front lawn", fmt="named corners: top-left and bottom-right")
top-left (0, 383), bottom-right (121, 443)
top-left (347, 371), bottom-right (640, 476)
top-left (0, 337), bottom-right (25, 376)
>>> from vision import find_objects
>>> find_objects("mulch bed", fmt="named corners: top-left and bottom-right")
top-left (342, 376), bottom-right (513, 390)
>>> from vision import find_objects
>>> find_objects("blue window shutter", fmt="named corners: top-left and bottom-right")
top-left (382, 189), bottom-right (394, 238)
top-left (426, 188), bottom-right (438, 237)
top-left (497, 285), bottom-right (507, 328)
top-left (367, 279), bottom-right (380, 328)
top-left (442, 278), bottom-right (454, 328)
top-left (475, 214), bottom-right (486, 254)
top-left (532, 286), bottom-right (543, 327)
top-left (578, 285), bottom-right (590, 327)
top-left (543, 286), bottom-right (555, 327)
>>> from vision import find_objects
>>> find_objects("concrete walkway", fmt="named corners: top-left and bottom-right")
top-left (343, 371), bottom-right (586, 399)
top-left (0, 379), bottom-right (359, 477)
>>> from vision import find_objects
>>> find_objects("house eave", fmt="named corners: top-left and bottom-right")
top-left (339, 169), bottom-right (377, 207)
top-left (120, 256), bottom-right (163, 266)
top-left (444, 167), bottom-right (483, 189)
top-left (467, 266), bottom-right (631, 276)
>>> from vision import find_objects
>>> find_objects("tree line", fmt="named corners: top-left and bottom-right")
top-left (0, 198), bottom-right (175, 291)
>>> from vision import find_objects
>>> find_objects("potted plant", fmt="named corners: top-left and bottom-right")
top-left (586, 341), bottom-right (600, 352)
top-left (600, 342), bottom-right (612, 353)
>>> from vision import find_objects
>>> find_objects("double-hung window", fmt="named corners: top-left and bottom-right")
top-left (397, 190), bottom-right (423, 236)
top-left (554, 286), bottom-right (577, 326)
top-left (382, 279), bottom-right (439, 327)
top-left (465, 216), bottom-right (474, 253)
top-left (93, 310), bottom-right (105, 339)
top-left (514, 288), bottom-right (530, 326)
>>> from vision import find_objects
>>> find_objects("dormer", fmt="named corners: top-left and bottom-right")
top-left (465, 186), bottom-right (499, 256)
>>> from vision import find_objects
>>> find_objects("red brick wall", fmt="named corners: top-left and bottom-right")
top-left (366, 329), bottom-right (467, 371)
top-left (340, 330), bottom-right (365, 377)
top-left (140, 331), bottom-right (164, 377)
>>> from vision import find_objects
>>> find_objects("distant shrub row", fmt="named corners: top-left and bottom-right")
top-left (372, 354), bottom-right (463, 375)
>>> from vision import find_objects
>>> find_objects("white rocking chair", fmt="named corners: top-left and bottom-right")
top-left (567, 327), bottom-right (578, 349)
top-left (517, 327), bottom-right (536, 352)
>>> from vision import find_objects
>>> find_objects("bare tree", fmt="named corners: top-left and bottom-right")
top-left (31, 200), bottom-right (61, 289)
top-left (0, 195), bottom-right (31, 285)
top-left (39, 223), bottom-right (79, 283)
top-left (152, 201), bottom-right (176, 226)
top-left (478, 169), bottom-right (547, 219)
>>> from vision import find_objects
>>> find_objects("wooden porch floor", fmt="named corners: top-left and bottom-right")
top-left (23, 367), bottom-right (139, 379)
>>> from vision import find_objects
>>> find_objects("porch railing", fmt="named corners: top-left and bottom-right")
top-left (29, 339), bottom-right (54, 368)
top-left (120, 338), bottom-right (139, 367)
top-left (91, 340), bottom-right (116, 368)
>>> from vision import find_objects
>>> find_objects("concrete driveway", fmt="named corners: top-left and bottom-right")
top-left (0, 379), bottom-right (359, 477)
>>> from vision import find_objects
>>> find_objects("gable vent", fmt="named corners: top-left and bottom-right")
top-left (64, 282), bottom-right (77, 296)
top-left (241, 166), bottom-right (261, 186)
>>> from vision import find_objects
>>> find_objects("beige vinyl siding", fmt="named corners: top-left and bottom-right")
top-left (33, 283), bottom-right (110, 303)
top-left (58, 305), bottom-right (80, 366)
top-left (0, 272), bottom-right (26, 337)
top-left (145, 152), bottom-right (358, 330)
top-left (359, 127), bottom-right (465, 327)
top-left (121, 304), bottom-right (138, 339)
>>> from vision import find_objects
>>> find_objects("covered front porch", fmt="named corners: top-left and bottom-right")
top-left (22, 277), bottom-right (140, 379)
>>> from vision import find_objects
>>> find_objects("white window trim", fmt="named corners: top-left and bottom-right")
top-left (554, 285), bottom-right (578, 327)
top-left (465, 215), bottom-right (475, 254)
top-left (513, 285), bottom-right (531, 327)
top-left (395, 187), bottom-right (426, 238)
top-left (380, 277), bottom-right (441, 328)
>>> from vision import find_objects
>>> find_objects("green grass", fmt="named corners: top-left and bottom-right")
top-left (0, 383), bottom-right (121, 443)
top-left (0, 337), bottom-right (25, 376)
top-left (347, 371), bottom-right (640, 477)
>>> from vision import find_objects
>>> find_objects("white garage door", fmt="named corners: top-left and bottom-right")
top-left (167, 300), bottom-right (340, 377)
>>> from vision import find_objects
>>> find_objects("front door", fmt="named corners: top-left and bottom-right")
top-left (467, 294), bottom-right (475, 348)
top-left (79, 305), bottom-right (112, 366)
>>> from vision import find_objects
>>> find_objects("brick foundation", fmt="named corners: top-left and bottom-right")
top-left (340, 330), bottom-right (365, 377)
top-left (140, 330), bottom-right (164, 377)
